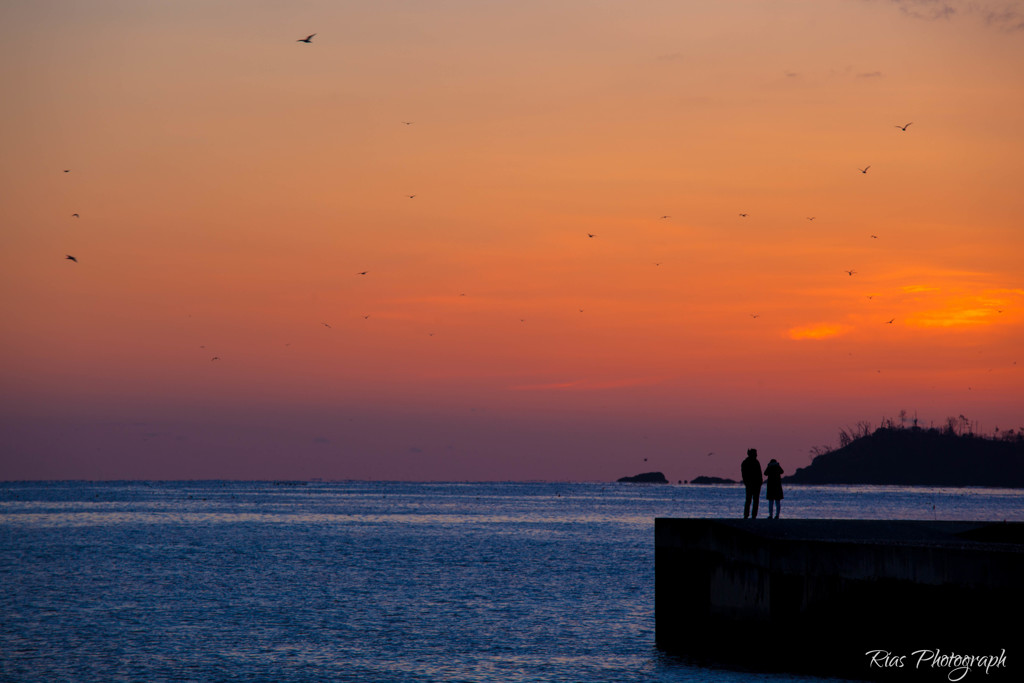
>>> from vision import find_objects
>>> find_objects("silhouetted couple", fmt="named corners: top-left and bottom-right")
top-left (741, 448), bottom-right (784, 519)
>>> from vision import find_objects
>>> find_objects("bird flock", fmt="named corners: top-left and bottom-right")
top-left (57, 31), bottom-right (928, 363)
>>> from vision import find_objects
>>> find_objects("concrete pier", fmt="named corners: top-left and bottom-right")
top-left (655, 519), bottom-right (1023, 680)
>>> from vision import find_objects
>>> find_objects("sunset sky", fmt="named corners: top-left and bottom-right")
top-left (2, 0), bottom-right (1022, 482)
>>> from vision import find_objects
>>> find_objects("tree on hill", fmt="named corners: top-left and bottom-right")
top-left (786, 415), bottom-right (1024, 487)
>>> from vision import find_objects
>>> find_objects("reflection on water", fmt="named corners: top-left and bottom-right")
top-left (3, 482), bottom-right (1021, 527)
top-left (0, 511), bottom-right (666, 528)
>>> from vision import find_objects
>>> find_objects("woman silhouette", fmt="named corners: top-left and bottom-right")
top-left (764, 458), bottom-right (784, 519)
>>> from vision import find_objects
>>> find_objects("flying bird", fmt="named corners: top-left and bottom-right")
top-left (211, 356), bottom-right (220, 361)
top-left (871, 234), bottom-right (878, 239)
top-left (895, 122), bottom-right (913, 131)
top-left (587, 233), bottom-right (596, 238)
top-left (750, 314), bottom-right (760, 319)
top-left (845, 269), bottom-right (857, 276)
top-left (71, 213), bottom-right (79, 218)
top-left (886, 318), bottom-right (895, 324)
top-left (402, 121), bottom-right (414, 125)
top-left (806, 216), bottom-right (816, 221)
top-left (322, 322), bottom-right (332, 328)
top-left (738, 213), bottom-right (748, 218)
top-left (407, 194), bottom-right (416, 199)
top-left (65, 255), bottom-right (77, 262)
top-left (297, 34), bottom-right (316, 43)
top-left (356, 271), bottom-right (368, 275)
top-left (362, 315), bottom-right (370, 319)
top-left (659, 215), bottom-right (671, 219)
top-left (859, 166), bottom-right (871, 174)
top-left (63, 169), bottom-right (70, 173)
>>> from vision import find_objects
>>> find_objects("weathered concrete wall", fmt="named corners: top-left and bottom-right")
top-left (655, 519), bottom-right (1023, 680)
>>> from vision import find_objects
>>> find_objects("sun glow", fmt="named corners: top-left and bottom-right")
top-left (788, 324), bottom-right (855, 341)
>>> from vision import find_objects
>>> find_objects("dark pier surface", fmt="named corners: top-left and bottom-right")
top-left (655, 519), bottom-right (1023, 681)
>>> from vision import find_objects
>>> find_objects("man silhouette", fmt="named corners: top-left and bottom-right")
top-left (741, 448), bottom-right (763, 519)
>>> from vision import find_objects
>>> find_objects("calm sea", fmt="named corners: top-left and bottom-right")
top-left (2, 481), bottom-right (1022, 683)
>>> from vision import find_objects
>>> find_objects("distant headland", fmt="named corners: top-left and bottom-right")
top-left (685, 416), bottom-right (1024, 488)
top-left (617, 471), bottom-right (669, 484)
top-left (785, 418), bottom-right (1024, 487)
top-left (689, 476), bottom-right (736, 485)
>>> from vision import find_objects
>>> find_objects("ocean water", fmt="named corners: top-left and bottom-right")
top-left (1, 481), bottom-right (1022, 683)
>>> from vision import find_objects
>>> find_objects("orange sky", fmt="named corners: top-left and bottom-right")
top-left (2, 1), bottom-right (1022, 481)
